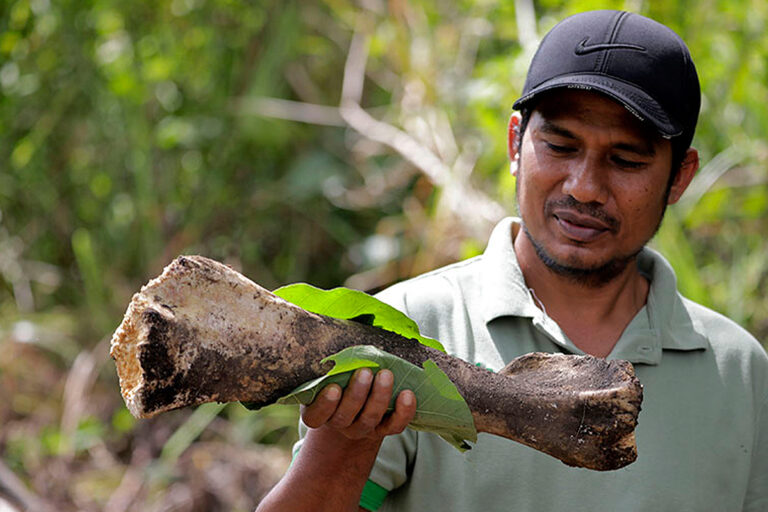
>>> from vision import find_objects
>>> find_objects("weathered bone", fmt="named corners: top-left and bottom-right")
top-left (110, 256), bottom-right (643, 471)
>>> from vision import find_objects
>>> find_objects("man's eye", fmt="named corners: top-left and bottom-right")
top-left (612, 156), bottom-right (646, 169)
top-left (545, 142), bottom-right (575, 153)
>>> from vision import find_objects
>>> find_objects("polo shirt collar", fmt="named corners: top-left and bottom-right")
top-left (638, 246), bottom-right (709, 352)
top-left (480, 217), bottom-right (708, 363)
top-left (480, 218), bottom-right (539, 322)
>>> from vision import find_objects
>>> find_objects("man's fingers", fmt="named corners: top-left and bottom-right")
top-left (301, 384), bottom-right (341, 428)
top-left (328, 368), bottom-right (374, 429)
top-left (378, 389), bottom-right (417, 436)
top-left (347, 369), bottom-right (395, 435)
top-left (302, 368), bottom-right (416, 440)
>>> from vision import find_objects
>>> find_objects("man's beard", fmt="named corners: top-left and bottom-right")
top-left (521, 219), bottom-right (643, 288)
top-left (517, 185), bottom-right (668, 289)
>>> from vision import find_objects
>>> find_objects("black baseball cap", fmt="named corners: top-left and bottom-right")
top-left (513, 10), bottom-right (700, 149)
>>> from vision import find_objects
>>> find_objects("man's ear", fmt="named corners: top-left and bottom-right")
top-left (508, 113), bottom-right (521, 174)
top-left (508, 113), bottom-right (522, 158)
top-left (667, 148), bottom-right (699, 205)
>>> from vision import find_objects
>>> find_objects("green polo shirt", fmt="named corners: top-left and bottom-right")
top-left (293, 217), bottom-right (768, 511)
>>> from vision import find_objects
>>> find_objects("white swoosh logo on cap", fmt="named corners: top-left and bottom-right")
top-left (574, 38), bottom-right (646, 55)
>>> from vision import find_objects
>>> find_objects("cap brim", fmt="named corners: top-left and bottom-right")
top-left (512, 74), bottom-right (683, 138)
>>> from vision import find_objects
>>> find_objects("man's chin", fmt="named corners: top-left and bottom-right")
top-left (541, 254), bottom-right (632, 287)
top-left (524, 225), bottom-right (640, 288)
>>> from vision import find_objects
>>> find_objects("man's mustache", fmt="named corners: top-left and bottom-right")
top-left (544, 196), bottom-right (620, 232)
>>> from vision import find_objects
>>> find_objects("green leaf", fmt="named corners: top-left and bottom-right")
top-left (274, 283), bottom-right (446, 352)
top-left (277, 346), bottom-right (477, 452)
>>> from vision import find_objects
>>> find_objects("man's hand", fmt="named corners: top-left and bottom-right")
top-left (256, 368), bottom-right (416, 512)
top-left (302, 368), bottom-right (417, 441)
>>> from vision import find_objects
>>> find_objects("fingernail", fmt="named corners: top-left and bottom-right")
top-left (378, 369), bottom-right (392, 386)
top-left (358, 368), bottom-right (373, 384)
top-left (401, 391), bottom-right (413, 407)
top-left (325, 385), bottom-right (340, 401)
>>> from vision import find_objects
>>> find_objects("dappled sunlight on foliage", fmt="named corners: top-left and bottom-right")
top-left (1, 0), bottom-right (766, 509)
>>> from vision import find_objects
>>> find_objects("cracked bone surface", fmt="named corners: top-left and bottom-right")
top-left (110, 255), bottom-right (643, 471)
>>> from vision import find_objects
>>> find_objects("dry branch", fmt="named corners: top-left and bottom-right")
top-left (238, 24), bottom-right (508, 241)
top-left (111, 256), bottom-right (643, 471)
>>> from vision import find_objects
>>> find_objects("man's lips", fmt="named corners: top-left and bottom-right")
top-left (553, 210), bottom-right (613, 242)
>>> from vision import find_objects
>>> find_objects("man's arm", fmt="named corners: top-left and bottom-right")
top-left (256, 368), bottom-right (417, 512)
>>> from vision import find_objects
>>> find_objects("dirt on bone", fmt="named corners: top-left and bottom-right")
top-left (110, 255), bottom-right (643, 470)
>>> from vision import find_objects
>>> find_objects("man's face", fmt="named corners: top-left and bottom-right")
top-left (512, 90), bottom-right (685, 285)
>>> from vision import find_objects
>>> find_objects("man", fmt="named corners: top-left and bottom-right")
top-left (257, 10), bottom-right (768, 512)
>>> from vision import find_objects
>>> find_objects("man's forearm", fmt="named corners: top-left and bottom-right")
top-left (256, 426), bottom-right (383, 512)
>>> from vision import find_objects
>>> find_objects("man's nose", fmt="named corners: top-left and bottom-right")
top-left (561, 156), bottom-right (609, 205)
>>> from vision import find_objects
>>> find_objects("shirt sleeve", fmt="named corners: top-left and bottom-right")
top-left (366, 427), bottom-right (418, 491)
top-left (743, 392), bottom-right (768, 511)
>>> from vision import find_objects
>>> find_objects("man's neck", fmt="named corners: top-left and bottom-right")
top-left (512, 225), bottom-right (650, 358)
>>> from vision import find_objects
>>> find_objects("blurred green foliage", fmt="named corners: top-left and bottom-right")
top-left (0, 0), bottom-right (766, 509)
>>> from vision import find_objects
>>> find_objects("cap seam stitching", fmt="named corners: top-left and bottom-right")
top-left (603, 11), bottom-right (629, 74)
top-left (594, 12), bottom-right (620, 72)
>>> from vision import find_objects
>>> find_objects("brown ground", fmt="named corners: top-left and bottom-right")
top-left (0, 333), bottom-right (293, 512)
